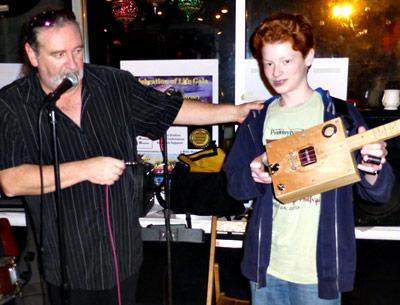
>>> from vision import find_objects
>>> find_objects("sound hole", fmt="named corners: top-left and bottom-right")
top-left (298, 146), bottom-right (316, 166)
top-left (322, 124), bottom-right (337, 138)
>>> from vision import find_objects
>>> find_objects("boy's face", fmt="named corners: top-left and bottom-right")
top-left (261, 41), bottom-right (314, 96)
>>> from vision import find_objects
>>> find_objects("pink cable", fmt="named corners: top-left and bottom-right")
top-left (105, 185), bottom-right (122, 305)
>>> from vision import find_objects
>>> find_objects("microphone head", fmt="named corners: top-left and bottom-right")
top-left (64, 72), bottom-right (79, 87)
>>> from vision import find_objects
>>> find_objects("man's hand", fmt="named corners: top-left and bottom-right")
top-left (236, 101), bottom-right (264, 123)
top-left (250, 152), bottom-right (272, 184)
top-left (0, 157), bottom-right (127, 197)
top-left (357, 126), bottom-right (387, 185)
top-left (83, 157), bottom-right (126, 185)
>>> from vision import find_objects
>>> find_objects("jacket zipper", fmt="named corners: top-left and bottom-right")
top-left (247, 118), bottom-right (265, 288)
top-left (248, 123), bottom-right (259, 153)
top-left (256, 216), bottom-right (262, 287)
top-left (334, 189), bottom-right (340, 293)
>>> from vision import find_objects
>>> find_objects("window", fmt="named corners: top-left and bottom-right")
top-left (86, 0), bottom-right (236, 103)
top-left (245, 0), bottom-right (400, 107)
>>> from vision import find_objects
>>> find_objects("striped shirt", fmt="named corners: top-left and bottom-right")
top-left (0, 64), bottom-right (183, 289)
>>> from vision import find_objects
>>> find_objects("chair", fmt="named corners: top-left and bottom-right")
top-left (206, 216), bottom-right (250, 305)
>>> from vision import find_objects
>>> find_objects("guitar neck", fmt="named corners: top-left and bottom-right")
top-left (346, 119), bottom-right (400, 151)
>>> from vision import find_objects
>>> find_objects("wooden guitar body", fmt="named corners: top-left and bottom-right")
top-left (266, 117), bottom-right (360, 203)
top-left (266, 115), bottom-right (400, 203)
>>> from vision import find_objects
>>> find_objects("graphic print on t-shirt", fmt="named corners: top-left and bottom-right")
top-left (263, 92), bottom-right (325, 284)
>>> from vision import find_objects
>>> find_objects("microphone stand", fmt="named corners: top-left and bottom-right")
top-left (38, 75), bottom-right (77, 305)
top-left (160, 133), bottom-right (173, 305)
top-left (48, 106), bottom-right (70, 305)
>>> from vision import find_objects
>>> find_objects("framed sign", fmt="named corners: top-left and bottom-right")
top-left (120, 59), bottom-right (219, 165)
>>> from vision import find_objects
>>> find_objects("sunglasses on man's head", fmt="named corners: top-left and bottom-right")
top-left (28, 9), bottom-right (76, 31)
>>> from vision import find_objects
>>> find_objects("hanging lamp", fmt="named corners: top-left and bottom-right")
top-left (111, 0), bottom-right (139, 31)
top-left (177, 0), bottom-right (203, 22)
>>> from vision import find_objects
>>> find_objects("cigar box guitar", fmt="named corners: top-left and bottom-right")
top-left (265, 117), bottom-right (400, 204)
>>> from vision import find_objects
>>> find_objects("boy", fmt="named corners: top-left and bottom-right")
top-left (224, 12), bottom-right (394, 305)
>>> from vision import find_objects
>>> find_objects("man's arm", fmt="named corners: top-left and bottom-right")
top-left (0, 157), bottom-right (126, 197)
top-left (173, 100), bottom-right (264, 125)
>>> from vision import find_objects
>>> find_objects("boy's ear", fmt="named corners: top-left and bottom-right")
top-left (305, 48), bottom-right (315, 67)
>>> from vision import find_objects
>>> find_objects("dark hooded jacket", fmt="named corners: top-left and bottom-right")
top-left (224, 88), bottom-right (395, 299)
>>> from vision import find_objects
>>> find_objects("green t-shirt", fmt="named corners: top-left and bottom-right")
top-left (263, 91), bottom-right (324, 284)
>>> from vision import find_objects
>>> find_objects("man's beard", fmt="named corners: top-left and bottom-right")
top-left (50, 69), bottom-right (83, 90)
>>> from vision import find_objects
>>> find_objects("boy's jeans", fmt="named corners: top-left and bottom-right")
top-left (251, 273), bottom-right (341, 305)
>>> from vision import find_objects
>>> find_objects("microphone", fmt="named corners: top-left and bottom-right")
top-left (43, 72), bottom-right (79, 107)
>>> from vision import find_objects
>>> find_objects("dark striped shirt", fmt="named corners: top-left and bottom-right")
top-left (0, 64), bottom-right (183, 289)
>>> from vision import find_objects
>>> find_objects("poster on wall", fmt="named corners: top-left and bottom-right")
top-left (241, 58), bottom-right (349, 102)
top-left (120, 59), bottom-right (219, 168)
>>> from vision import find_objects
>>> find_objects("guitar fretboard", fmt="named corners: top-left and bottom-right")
top-left (346, 119), bottom-right (400, 151)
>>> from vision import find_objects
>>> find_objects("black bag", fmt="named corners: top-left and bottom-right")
top-left (129, 150), bottom-right (155, 217)
top-left (168, 163), bottom-right (245, 216)
top-left (159, 144), bottom-right (245, 217)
